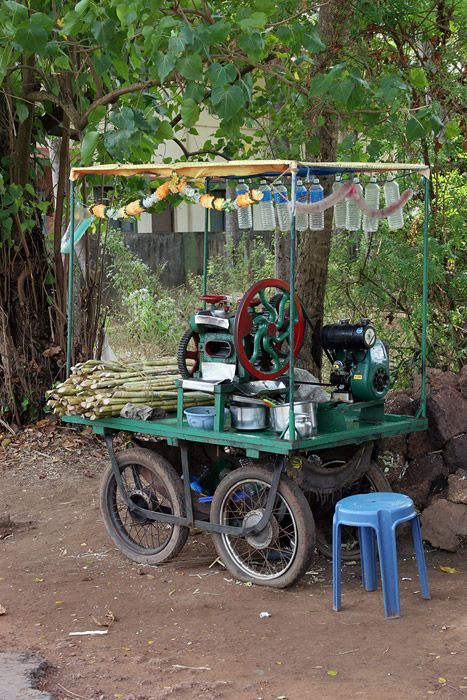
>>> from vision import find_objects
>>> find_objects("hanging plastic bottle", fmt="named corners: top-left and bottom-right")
top-left (309, 178), bottom-right (324, 231)
top-left (345, 177), bottom-right (363, 231)
top-left (274, 180), bottom-right (290, 232)
top-left (258, 180), bottom-right (275, 230)
top-left (362, 175), bottom-right (380, 233)
top-left (295, 179), bottom-right (308, 232)
top-left (384, 173), bottom-right (404, 229)
top-left (235, 179), bottom-right (253, 230)
top-left (332, 175), bottom-right (346, 229)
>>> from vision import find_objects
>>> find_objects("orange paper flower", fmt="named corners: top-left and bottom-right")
top-left (117, 207), bottom-right (129, 219)
top-left (156, 182), bottom-right (171, 200)
top-left (177, 178), bottom-right (187, 193)
top-left (251, 189), bottom-right (263, 202)
top-left (213, 197), bottom-right (225, 211)
top-left (125, 200), bottom-right (145, 216)
top-left (90, 204), bottom-right (107, 219)
top-left (200, 194), bottom-right (215, 209)
top-left (236, 193), bottom-right (253, 208)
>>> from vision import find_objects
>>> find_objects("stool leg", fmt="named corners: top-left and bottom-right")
top-left (376, 516), bottom-right (401, 619)
top-left (411, 515), bottom-right (430, 600)
top-left (332, 518), bottom-right (342, 611)
top-left (359, 527), bottom-right (377, 591)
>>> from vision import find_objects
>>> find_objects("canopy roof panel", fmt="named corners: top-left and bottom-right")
top-left (70, 159), bottom-right (430, 181)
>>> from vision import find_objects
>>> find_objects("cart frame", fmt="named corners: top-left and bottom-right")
top-left (63, 158), bottom-right (430, 540)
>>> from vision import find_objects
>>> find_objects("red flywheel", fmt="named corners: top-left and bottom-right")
top-left (233, 278), bottom-right (305, 380)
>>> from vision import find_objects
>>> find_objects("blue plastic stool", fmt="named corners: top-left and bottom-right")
top-left (332, 492), bottom-right (430, 618)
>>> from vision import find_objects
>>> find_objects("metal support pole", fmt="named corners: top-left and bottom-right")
top-left (419, 175), bottom-right (430, 418)
top-left (202, 177), bottom-right (210, 308)
top-left (65, 180), bottom-right (75, 377)
top-left (288, 166), bottom-right (298, 439)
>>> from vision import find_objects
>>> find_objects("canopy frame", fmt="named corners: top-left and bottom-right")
top-left (66, 159), bottom-right (430, 431)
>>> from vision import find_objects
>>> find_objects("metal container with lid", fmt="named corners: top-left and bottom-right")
top-left (270, 401), bottom-right (317, 434)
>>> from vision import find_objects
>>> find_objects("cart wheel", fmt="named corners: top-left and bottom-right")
top-left (100, 448), bottom-right (189, 564)
top-left (177, 328), bottom-right (200, 379)
top-left (315, 461), bottom-right (391, 560)
top-left (210, 465), bottom-right (315, 588)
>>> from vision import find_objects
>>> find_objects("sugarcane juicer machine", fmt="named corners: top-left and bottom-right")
top-left (177, 277), bottom-right (390, 405)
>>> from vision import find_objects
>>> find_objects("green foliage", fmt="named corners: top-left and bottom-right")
top-left (105, 230), bottom-right (275, 356)
top-left (0, 0), bottom-right (464, 400)
top-left (207, 234), bottom-right (275, 300)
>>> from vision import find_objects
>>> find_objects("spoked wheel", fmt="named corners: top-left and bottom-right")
top-left (211, 465), bottom-right (315, 588)
top-left (233, 278), bottom-right (305, 380)
top-left (314, 461), bottom-right (391, 560)
top-left (100, 448), bottom-right (188, 564)
top-left (177, 328), bottom-right (200, 378)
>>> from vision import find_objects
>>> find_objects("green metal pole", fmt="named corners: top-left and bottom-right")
top-left (419, 175), bottom-right (430, 418)
top-left (288, 168), bottom-right (297, 439)
top-left (202, 177), bottom-right (209, 308)
top-left (65, 180), bottom-right (76, 377)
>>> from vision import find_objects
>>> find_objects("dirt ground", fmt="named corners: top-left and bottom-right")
top-left (0, 421), bottom-right (466, 700)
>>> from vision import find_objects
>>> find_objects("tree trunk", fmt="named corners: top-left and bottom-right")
top-left (0, 80), bottom-right (57, 426)
top-left (296, 0), bottom-right (348, 377)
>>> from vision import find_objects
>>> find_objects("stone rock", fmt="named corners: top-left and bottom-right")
top-left (407, 430), bottom-right (436, 460)
top-left (448, 468), bottom-right (467, 504)
top-left (421, 498), bottom-right (467, 551)
top-left (397, 452), bottom-right (447, 508)
top-left (385, 391), bottom-right (416, 416)
top-left (443, 433), bottom-right (467, 473)
top-left (413, 367), bottom-right (458, 400)
top-left (426, 387), bottom-right (467, 447)
top-left (458, 366), bottom-right (467, 401)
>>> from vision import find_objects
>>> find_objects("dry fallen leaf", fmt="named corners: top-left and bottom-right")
top-left (438, 677), bottom-right (447, 684)
top-left (439, 566), bottom-right (457, 574)
top-left (0, 604), bottom-right (6, 615)
top-left (327, 669), bottom-right (338, 677)
top-left (91, 611), bottom-right (116, 628)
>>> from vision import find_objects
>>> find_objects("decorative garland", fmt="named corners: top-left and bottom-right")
top-left (89, 173), bottom-right (263, 220)
top-left (295, 180), bottom-right (414, 219)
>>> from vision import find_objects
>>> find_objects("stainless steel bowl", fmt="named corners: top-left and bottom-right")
top-left (230, 404), bottom-right (269, 431)
top-left (270, 401), bottom-right (317, 434)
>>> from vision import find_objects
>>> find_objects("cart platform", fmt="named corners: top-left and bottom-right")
top-left (62, 411), bottom-right (427, 458)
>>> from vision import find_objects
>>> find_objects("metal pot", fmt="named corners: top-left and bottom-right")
top-left (270, 401), bottom-right (317, 434)
top-left (230, 404), bottom-right (269, 431)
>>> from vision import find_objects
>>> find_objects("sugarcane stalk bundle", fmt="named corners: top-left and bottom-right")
top-left (47, 358), bottom-right (210, 419)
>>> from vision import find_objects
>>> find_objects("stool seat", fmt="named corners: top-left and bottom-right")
top-left (335, 492), bottom-right (416, 525)
top-left (332, 491), bottom-right (430, 619)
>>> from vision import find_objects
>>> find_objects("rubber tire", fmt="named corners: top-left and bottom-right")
top-left (177, 328), bottom-right (199, 379)
top-left (211, 465), bottom-right (315, 588)
top-left (100, 448), bottom-right (189, 564)
top-left (315, 461), bottom-right (391, 560)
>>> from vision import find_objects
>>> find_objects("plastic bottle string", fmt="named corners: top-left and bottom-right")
top-left (295, 180), bottom-right (414, 220)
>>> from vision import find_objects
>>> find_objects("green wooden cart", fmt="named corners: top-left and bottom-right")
top-left (62, 159), bottom-right (430, 587)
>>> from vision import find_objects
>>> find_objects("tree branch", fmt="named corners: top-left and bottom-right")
top-left (25, 90), bottom-right (81, 130)
top-left (172, 136), bottom-right (231, 160)
top-left (79, 79), bottom-right (162, 130)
